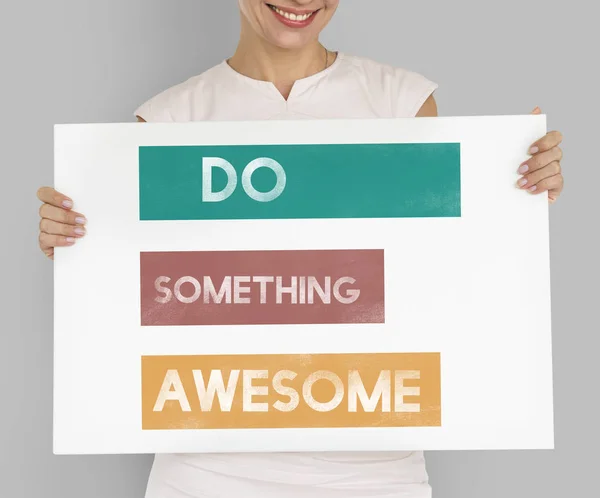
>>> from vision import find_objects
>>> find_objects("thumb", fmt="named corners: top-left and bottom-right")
top-left (531, 106), bottom-right (542, 115)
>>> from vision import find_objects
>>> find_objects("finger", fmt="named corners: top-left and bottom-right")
top-left (529, 130), bottom-right (563, 154)
top-left (517, 161), bottom-right (561, 190)
top-left (531, 106), bottom-right (542, 115)
top-left (522, 173), bottom-right (563, 195)
top-left (39, 219), bottom-right (86, 238)
top-left (39, 204), bottom-right (87, 225)
top-left (39, 241), bottom-right (55, 259)
top-left (39, 232), bottom-right (77, 251)
top-left (548, 181), bottom-right (564, 203)
top-left (518, 147), bottom-right (562, 174)
top-left (36, 187), bottom-right (74, 210)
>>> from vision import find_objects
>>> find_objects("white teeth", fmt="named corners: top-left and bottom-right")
top-left (271, 5), bottom-right (314, 22)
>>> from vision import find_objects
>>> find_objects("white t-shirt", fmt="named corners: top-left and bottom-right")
top-left (135, 52), bottom-right (437, 498)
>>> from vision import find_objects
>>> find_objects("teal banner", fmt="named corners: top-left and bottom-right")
top-left (139, 143), bottom-right (460, 220)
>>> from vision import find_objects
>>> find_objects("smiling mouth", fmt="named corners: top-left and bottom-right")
top-left (266, 3), bottom-right (320, 23)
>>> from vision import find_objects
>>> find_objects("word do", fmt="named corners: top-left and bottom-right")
top-left (202, 157), bottom-right (286, 203)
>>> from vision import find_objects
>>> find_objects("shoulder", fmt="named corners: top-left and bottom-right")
top-left (336, 53), bottom-right (439, 117)
top-left (133, 63), bottom-right (226, 122)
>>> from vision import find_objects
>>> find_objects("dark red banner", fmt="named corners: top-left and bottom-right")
top-left (140, 250), bottom-right (385, 326)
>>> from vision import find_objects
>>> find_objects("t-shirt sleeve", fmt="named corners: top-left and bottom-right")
top-left (393, 69), bottom-right (438, 118)
top-left (133, 86), bottom-right (179, 123)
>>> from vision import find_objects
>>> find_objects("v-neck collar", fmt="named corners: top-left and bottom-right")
top-left (221, 52), bottom-right (343, 102)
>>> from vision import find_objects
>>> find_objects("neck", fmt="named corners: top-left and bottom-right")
top-left (228, 21), bottom-right (331, 99)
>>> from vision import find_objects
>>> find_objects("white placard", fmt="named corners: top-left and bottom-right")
top-left (53, 115), bottom-right (553, 454)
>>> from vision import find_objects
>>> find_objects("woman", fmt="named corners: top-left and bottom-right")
top-left (36, 1), bottom-right (565, 497)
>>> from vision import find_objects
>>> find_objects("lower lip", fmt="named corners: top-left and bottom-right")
top-left (268, 6), bottom-right (318, 28)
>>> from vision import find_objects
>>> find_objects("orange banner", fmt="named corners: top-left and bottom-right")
top-left (141, 353), bottom-right (441, 430)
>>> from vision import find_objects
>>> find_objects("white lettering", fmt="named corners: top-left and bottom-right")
top-left (174, 276), bottom-right (201, 304)
top-left (303, 370), bottom-right (344, 412)
top-left (202, 157), bottom-right (238, 202)
top-left (299, 276), bottom-right (306, 304)
top-left (234, 276), bottom-right (252, 304)
top-left (333, 277), bottom-right (360, 305)
top-left (308, 276), bottom-right (331, 304)
top-left (155, 275), bottom-right (359, 305)
top-left (272, 370), bottom-right (299, 412)
top-left (154, 276), bottom-right (172, 303)
top-left (348, 370), bottom-right (391, 412)
top-left (276, 276), bottom-right (298, 304)
top-left (394, 371), bottom-right (421, 412)
top-left (253, 276), bottom-right (274, 304)
top-left (153, 369), bottom-right (191, 412)
top-left (203, 276), bottom-right (232, 304)
top-left (193, 369), bottom-right (239, 412)
top-left (243, 370), bottom-right (269, 412)
top-left (241, 158), bottom-right (286, 202)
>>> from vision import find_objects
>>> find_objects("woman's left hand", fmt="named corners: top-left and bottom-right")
top-left (516, 107), bottom-right (564, 204)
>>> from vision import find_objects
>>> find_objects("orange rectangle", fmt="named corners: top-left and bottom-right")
top-left (141, 353), bottom-right (441, 430)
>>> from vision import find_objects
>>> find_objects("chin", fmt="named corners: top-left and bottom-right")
top-left (263, 28), bottom-right (319, 50)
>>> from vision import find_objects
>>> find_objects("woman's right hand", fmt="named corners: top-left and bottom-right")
top-left (37, 187), bottom-right (87, 260)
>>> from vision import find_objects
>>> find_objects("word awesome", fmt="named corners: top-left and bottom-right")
top-left (141, 353), bottom-right (441, 430)
top-left (154, 275), bottom-right (359, 305)
top-left (154, 368), bottom-right (420, 413)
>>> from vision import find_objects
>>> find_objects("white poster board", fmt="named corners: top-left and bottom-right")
top-left (53, 115), bottom-right (553, 455)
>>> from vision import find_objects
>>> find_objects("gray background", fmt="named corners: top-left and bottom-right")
top-left (1, 0), bottom-right (598, 496)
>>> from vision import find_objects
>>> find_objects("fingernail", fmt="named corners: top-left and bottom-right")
top-left (528, 185), bottom-right (537, 193)
top-left (74, 227), bottom-right (86, 236)
top-left (517, 178), bottom-right (528, 187)
top-left (62, 200), bottom-right (73, 209)
top-left (529, 146), bottom-right (539, 154)
top-left (66, 237), bottom-right (76, 244)
top-left (75, 216), bottom-right (87, 225)
top-left (518, 163), bottom-right (529, 174)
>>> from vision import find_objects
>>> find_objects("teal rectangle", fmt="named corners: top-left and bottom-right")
top-left (139, 143), bottom-right (460, 220)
